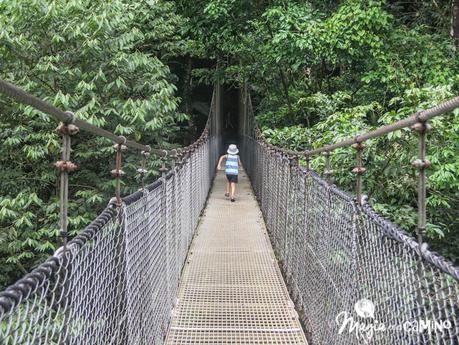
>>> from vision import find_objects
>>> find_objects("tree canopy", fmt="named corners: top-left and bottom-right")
top-left (0, 0), bottom-right (192, 287)
top-left (1, 0), bottom-right (458, 288)
top-left (174, 0), bottom-right (459, 263)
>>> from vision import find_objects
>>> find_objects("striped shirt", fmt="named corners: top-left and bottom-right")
top-left (225, 154), bottom-right (239, 176)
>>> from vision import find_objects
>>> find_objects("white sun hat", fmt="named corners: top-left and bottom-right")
top-left (227, 144), bottom-right (239, 155)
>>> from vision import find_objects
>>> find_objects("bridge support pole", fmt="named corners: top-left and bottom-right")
top-left (170, 150), bottom-right (177, 170)
top-left (54, 112), bottom-right (79, 344)
top-left (111, 137), bottom-right (127, 208)
top-left (159, 151), bottom-right (171, 338)
top-left (159, 153), bottom-right (169, 212)
top-left (411, 118), bottom-right (432, 315)
top-left (138, 146), bottom-right (151, 191)
top-left (352, 142), bottom-right (366, 205)
top-left (411, 121), bottom-right (431, 246)
top-left (322, 151), bottom-right (333, 183)
top-left (304, 152), bottom-right (311, 171)
top-left (55, 112), bottom-right (79, 250)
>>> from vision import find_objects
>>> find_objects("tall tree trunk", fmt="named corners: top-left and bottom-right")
top-left (453, 0), bottom-right (459, 49)
top-left (277, 66), bottom-right (294, 122)
top-left (265, 23), bottom-right (295, 124)
top-left (184, 57), bottom-right (193, 114)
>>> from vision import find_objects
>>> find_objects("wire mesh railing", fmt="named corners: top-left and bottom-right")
top-left (241, 105), bottom-right (459, 344)
top-left (2, 75), bottom-right (459, 345)
top-left (0, 80), bottom-right (221, 344)
top-left (0, 133), bottom-right (220, 345)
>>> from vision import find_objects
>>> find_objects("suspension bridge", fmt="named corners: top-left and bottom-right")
top-left (0, 78), bottom-right (458, 345)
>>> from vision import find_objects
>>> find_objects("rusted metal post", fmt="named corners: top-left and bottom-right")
top-left (352, 142), bottom-right (366, 205)
top-left (170, 149), bottom-right (177, 170)
top-left (176, 149), bottom-right (184, 168)
top-left (138, 145), bottom-right (151, 190)
top-left (322, 151), bottom-right (333, 183)
top-left (111, 136), bottom-right (127, 207)
top-left (160, 151), bottom-right (169, 179)
top-left (411, 121), bottom-right (431, 246)
top-left (304, 152), bottom-right (311, 171)
top-left (55, 111), bottom-right (79, 250)
top-left (285, 155), bottom-right (298, 271)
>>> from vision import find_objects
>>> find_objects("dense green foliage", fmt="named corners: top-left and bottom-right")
top-left (0, 0), bottom-right (458, 288)
top-left (0, 0), bottom-right (194, 287)
top-left (175, 0), bottom-right (459, 263)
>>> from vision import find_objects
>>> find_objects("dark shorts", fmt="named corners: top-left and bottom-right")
top-left (226, 174), bottom-right (238, 183)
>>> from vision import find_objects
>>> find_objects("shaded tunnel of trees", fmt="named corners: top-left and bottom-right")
top-left (0, 0), bottom-right (458, 289)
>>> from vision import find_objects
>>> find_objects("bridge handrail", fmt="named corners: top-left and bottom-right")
top-left (0, 77), bottom-right (173, 156)
top-left (246, 90), bottom-right (459, 282)
top-left (0, 79), bottom-right (220, 344)
top-left (0, 78), bottom-right (217, 314)
top-left (305, 95), bottom-right (459, 156)
top-left (254, 95), bottom-right (459, 157)
top-left (243, 91), bottom-right (459, 344)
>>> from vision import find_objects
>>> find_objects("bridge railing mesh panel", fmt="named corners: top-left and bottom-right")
top-left (0, 133), bottom-right (220, 345)
top-left (241, 135), bottom-right (459, 345)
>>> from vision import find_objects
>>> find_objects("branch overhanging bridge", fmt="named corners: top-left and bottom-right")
top-left (0, 78), bottom-right (459, 345)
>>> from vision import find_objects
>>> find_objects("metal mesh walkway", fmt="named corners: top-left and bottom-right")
top-left (165, 169), bottom-right (308, 345)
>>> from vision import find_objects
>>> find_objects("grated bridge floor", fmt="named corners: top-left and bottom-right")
top-left (165, 169), bottom-right (308, 345)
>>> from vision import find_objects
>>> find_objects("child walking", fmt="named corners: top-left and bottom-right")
top-left (217, 144), bottom-right (241, 202)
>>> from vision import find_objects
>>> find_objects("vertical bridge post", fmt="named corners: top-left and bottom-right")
top-left (138, 146), bottom-right (151, 190)
top-left (304, 152), bottom-right (311, 171)
top-left (411, 120), bottom-right (432, 247)
top-left (111, 136), bottom-right (127, 208)
top-left (55, 112), bottom-right (79, 250)
top-left (322, 151), bottom-right (333, 183)
top-left (352, 141), bottom-right (366, 205)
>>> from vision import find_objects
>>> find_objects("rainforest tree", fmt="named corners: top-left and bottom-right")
top-left (1, 0), bottom-right (458, 289)
top-left (175, 0), bottom-right (459, 263)
top-left (0, 0), bottom-right (192, 287)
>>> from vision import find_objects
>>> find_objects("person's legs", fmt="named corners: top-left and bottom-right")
top-left (230, 182), bottom-right (237, 198)
top-left (225, 181), bottom-right (230, 197)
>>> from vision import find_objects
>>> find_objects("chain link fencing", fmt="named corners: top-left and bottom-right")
top-left (241, 130), bottom-right (459, 345)
top-left (2, 78), bottom-right (458, 345)
top-left (0, 123), bottom-right (221, 344)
